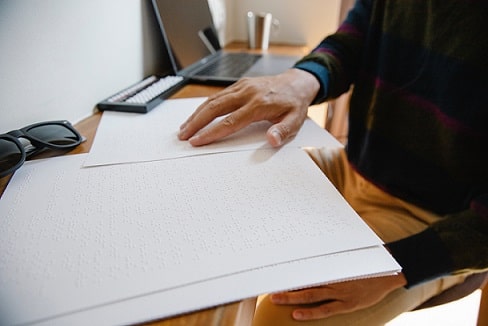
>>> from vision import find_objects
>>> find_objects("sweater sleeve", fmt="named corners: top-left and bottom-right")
top-left (387, 194), bottom-right (488, 287)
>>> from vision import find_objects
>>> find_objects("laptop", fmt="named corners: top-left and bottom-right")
top-left (151, 0), bottom-right (301, 85)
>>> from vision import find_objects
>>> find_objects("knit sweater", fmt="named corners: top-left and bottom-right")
top-left (295, 0), bottom-right (488, 287)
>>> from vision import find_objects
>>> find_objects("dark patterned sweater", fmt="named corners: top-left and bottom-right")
top-left (295, 0), bottom-right (488, 286)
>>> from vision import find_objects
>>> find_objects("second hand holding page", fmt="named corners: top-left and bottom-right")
top-left (84, 97), bottom-right (342, 167)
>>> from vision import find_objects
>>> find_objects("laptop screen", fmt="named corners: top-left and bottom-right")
top-left (152, 0), bottom-right (220, 73)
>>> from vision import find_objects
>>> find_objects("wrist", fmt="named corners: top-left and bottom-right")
top-left (284, 68), bottom-right (321, 105)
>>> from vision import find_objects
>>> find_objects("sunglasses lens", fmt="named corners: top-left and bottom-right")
top-left (0, 138), bottom-right (23, 174)
top-left (27, 124), bottom-right (80, 146)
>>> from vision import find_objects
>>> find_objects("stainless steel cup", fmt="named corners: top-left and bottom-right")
top-left (247, 11), bottom-right (279, 50)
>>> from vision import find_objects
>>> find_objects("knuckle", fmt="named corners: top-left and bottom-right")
top-left (319, 305), bottom-right (331, 315)
top-left (303, 290), bottom-right (318, 303)
top-left (206, 98), bottom-right (221, 112)
top-left (222, 115), bottom-right (237, 129)
top-left (206, 93), bottom-right (218, 101)
top-left (239, 77), bottom-right (254, 86)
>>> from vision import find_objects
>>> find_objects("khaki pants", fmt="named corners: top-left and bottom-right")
top-left (253, 147), bottom-right (468, 326)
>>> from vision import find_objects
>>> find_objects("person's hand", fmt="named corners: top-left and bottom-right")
top-left (178, 68), bottom-right (320, 147)
top-left (269, 273), bottom-right (407, 321)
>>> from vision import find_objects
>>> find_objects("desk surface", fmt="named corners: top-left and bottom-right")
top-left (0, 43), bottom-right (309, 326)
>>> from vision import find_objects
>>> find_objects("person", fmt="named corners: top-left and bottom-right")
top-left (178, 0), bottom-right (488, 324)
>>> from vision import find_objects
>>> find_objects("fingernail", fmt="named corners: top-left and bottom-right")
top-left (188, 135), bottom-right (200, 145)
top-left (178, 125), bottom-right (189, 138)
top-left (293, 311), bottom-right (304, 320)
top-left (269, 129), bottom-right (282, 146)
top-left (270, 294), bottom-right (282, 303)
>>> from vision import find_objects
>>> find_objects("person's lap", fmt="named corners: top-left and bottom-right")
top-left (252, 147), bottom-right (468, 326)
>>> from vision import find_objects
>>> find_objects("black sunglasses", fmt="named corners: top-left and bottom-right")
top-left (0, 120), bottom-right (83, 178)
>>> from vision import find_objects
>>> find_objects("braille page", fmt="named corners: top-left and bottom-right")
top-left (83, 97), bottom-right (343, 167)
top-left (31, 246), bottom-right (400, 326)
top-left (0, 150), bottom-right (388, 325)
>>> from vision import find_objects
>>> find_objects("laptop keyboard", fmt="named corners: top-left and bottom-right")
top-left (196, 53), bottom-right (261, 78)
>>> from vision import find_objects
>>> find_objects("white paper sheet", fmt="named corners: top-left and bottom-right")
top-left (32, 246), bottom-right (400, 326)
top-left (0, 150), bottom-right (396, 326)
top-left (83, 97), bottom-right (343, 167)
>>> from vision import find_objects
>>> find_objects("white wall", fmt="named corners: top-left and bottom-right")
top-left (229, 0), bottom-right (341, 48)
top-left (0, 0), bottom-right (342, 133)
top-left (0, 0), bottom-right (168, 132)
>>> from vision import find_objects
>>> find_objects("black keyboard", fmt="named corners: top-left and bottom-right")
top-left (97, 75), bottom-right (186, 113)
top-left (196, 53), bottom-right (261, 78)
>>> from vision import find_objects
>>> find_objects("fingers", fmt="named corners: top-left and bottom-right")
top-left (270, 288), bottom-right (354, 321)
top-left (188, 106), bottom-right (305, 147)
top-left (270, 286), bottom-right (335, 305)
top-left (178, 86), bottom-right (245, 141)
top-left (266, 111), bottom-right (306, 147)
top-left (291, 301), bottom-right (346, 321)
top-left (268, 275), bottom-right (408, 321)
top-left (186, 103), bottom-right (257, 146)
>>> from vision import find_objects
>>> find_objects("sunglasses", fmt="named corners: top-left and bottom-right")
top-left (0, 120), bottom-right (83, 178)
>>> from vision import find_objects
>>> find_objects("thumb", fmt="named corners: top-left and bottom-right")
top-left (266, 123), bottom-right (292, 147)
